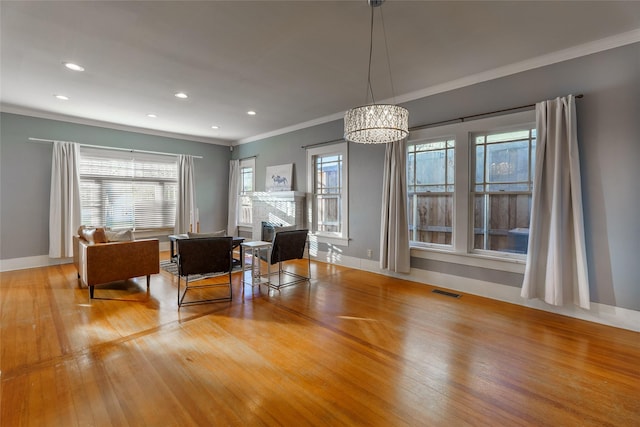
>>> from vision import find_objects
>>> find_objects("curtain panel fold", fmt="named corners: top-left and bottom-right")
top-left (380, 138), bottom-right (411, 273)
top-left (49, 141), bottom-right (82, 258)
top-left (227, 160), bottom-right (240, 237)
top-left (175, 155), bottom-right (197, 234)
top-left (521, 95), bottom-right (590, 309)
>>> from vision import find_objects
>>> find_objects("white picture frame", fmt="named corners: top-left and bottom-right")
top-left (266, 163), bottom-right (293, 192)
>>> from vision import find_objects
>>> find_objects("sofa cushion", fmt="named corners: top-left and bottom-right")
top-left (105, 229), bottom-right (134, 242)
top-left (188, 229), bottom-right (226, 238)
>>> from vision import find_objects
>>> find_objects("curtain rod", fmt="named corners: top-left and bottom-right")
top-left (301, 94), bottom-right (584, 148)
top-left (239, 155), bottom-right (257, 161)
top-left (411, 94), bottom-right (584, 131)
top-left (301, 138), bottom-right (344, 150)
top-left (27, 137), bottom-right (204, 159)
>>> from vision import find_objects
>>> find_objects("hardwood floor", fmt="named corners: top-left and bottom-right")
top-left (1, 254), bottom-right (639, 426)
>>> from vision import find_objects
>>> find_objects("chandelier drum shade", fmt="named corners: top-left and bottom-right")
top-left (344, 0), bottom-right (408, 144)
top-left (344, 104), bottom-right (408, 144)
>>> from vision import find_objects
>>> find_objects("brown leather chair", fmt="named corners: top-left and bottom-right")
top-left (176, 236), bottom-right (233, 307)
top-left (269, 229), bottom-right (310, 289)
top-left (74, 236), bottom-right (159, 299)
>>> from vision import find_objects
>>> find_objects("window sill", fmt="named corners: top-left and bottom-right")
top-left (410, 245), bottom-right (525, 274)
top-left (309, 233), bottom-right (349, 247)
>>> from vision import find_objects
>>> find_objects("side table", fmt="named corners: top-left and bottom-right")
top-left (241, 241), bottom-right (272, 290)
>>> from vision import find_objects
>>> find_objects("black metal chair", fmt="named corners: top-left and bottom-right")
top-left (176, 236), bottom-right (233, 307)
top-left (268, 229), bottom-right (310, 289)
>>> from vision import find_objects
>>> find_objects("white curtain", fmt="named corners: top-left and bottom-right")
top-left (175, 155), bottom-right (197, 234)
top-left (227, 159), bottom-right (240, 237)
top-left (49, 141), bottom-right (81, 258)
top-left (380, 138), bottom-right (411, 273)
top-left (521, 95), bottom-right (590, 309)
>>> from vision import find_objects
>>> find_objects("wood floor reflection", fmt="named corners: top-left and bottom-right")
top-left (1, 254), bottom-right (638, 426)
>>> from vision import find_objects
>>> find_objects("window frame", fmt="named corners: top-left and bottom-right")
top-left (78, 146), bottom-right (178, 233)
top-left (306, 142), bottom-right (349, 246)
top-left (471, 127), bottom-right (536, 256)
top-left (237, 157), bottom-right (255, 227)
top-left (407, 110), bottom-right (535, 268)
top-left (407, 136), bottom-right (456, 249)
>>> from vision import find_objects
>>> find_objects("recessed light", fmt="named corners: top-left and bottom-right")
top-left (63, 62), bottom-right (85, 72)
top-left (54, 94), bottom-right (69, 101)
top-left (147, 113), bottom-right (157, 118)
top-left (175, 92), bottom-right (188, 99)
top-left (247, 110), bottom-right (256, 116)
top-left (211, 125), bottom-right (219, 129)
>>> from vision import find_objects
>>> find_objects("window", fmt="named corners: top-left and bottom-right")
top-left (472, 128), bottom-right (536, 254)
top-left (407, 138), bottom-right (455, 246)
top-left (238, 158), bottom-right (255, 226)
top-left (407, 110), bottom-right (535, 261)
top-left (79, 146), bottom-right (177, 231)
top-left (307, 143), bottom-right (348, 243)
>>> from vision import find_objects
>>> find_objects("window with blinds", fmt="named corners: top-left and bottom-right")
top-left (78, 147), bottom-right (178, 231)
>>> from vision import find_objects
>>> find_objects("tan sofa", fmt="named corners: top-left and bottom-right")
top-left (73, 235), bottom-right (160, 298)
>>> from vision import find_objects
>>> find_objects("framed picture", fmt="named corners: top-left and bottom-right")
top-left (266, 163), bottom-right (293, 191)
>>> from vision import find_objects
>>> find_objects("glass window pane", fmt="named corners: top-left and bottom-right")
top-left (446, 148), bottom-right (454, 185)
top-left (486, 140), bottom-right (529, 183)
top-left (486, 130), bottom-right (530, 143)
top-left (475, 145), bottom-right (485, 184)
top-left (416, 151), bottom-right (445, 185)
top-left (408, 193), bottom-right (452, 245)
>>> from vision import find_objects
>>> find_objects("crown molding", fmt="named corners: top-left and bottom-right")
top-left (0, 104), bottom-right (233, 147)
top-left (236, 28), bottom-right (640, 146)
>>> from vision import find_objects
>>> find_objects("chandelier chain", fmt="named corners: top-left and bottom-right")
top-left (366, 5), bottom-right (376, 105)
top-left (380, 8), bottom-right (397, 106)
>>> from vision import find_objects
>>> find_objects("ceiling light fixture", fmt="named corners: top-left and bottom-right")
top-left (63, 62), bottom-right (85, 72)
top-left (54, 94), bottom-right (69, 101)
top-left (147, 113), bottom-right (157, 118)
top-left (175, 92), bottom-right (188, 99)
top-left (344, 0), bottom-right (408, 144)
top-left (247, 111), bottom-right (256, 116)
top-left (211, 125), bottom-right (219, 129)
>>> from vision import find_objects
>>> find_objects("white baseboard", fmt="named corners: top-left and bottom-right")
top-left (0, 255), bottom-right (72, 272)
top-left (1, 241), bottom-right (170, 272)
top-left (311, 250), bottom-right (640, 333)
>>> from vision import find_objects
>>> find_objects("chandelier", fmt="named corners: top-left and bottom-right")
top-left (344, 0), bottom-right (409, 144)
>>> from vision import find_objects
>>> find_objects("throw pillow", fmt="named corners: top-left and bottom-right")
top-left (80, 227), bottom-right (108, 244)
top-left (93, 227), bottom-right (108, 243)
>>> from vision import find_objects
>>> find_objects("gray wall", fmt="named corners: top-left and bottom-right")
top-left (234, 42), bottom-right (640, 311)
top-left (0, 113), bottom-right (231, 259)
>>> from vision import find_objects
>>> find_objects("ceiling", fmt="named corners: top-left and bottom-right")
top-left (2, 1), bottom-right (639, 145)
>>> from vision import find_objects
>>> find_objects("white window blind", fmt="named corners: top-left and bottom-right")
top-left (79, 146), bottom-right (178, 230)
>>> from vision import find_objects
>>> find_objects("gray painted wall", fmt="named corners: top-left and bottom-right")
top-left (0, 113), bottom-right (231, 259)
top-left (234, 42), bottom-right (640, 311)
